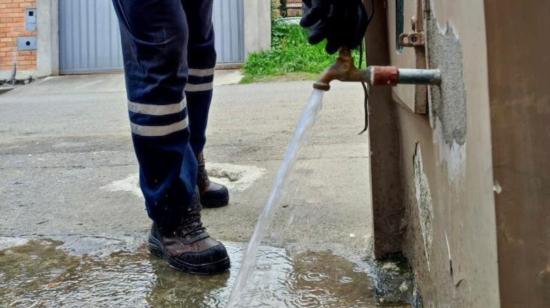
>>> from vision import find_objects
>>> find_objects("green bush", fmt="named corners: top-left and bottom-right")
top-left (241, 21), bottom-right (338, 83)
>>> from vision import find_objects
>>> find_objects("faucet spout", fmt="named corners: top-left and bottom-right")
top-left (313, 48), bottom-right (366, 91)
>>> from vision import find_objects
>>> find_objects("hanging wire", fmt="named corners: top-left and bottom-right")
top-left (357, 42), bottom-right (369, 135)
top-left (357, 0), bottom-right (375, 135)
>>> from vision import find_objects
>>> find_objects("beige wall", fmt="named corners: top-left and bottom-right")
top-left (370, 0), bottom-right (550, 306)
top-left (368, 0), bottom-right (500, 306)
top-left (485, 1), bottom-right (550, 307)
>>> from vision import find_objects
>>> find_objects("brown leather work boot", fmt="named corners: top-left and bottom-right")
top-left (197, 153), bottom-right (229, 208)
top-left (148, 208), bottom-right (230, 275)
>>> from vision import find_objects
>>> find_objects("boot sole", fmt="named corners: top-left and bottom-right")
top-left (148, 236), bottom-right (230, 275)
top-left (200, 195), bottom-right (230, 208)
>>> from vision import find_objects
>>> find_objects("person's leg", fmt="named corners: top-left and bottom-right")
top-left (112, 0), bottom-right (229, 274)
top-left (181, 0), bottom-right (215, 156)
top-left (112, 0), bottom-right (195, 229)
top-left (182, 0), bottom-right (230, 208)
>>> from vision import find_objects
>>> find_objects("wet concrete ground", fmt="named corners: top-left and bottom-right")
top-left (1, 237), bottom-right (382, 307)
top-left (0, 74), bottom-right (411, 307)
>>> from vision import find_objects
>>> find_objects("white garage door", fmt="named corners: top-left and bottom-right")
top-left (59, 0), bottom-right (244, 74)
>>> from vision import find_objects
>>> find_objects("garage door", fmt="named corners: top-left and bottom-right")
top-left (59, 0), bottom-right (244, 74)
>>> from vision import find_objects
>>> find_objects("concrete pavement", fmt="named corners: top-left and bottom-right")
top-left (0, 73), bottom-right (372, 260)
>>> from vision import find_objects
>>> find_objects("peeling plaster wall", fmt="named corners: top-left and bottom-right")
top-left (413, 145), bottom-right (434, 273)
top-left (368, 0), bottom-right (500, 306)
top-left (401, 1), bottom-right (500, 306)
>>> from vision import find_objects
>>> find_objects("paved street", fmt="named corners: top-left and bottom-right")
top-left (0, 73), bottom-right (383, 306)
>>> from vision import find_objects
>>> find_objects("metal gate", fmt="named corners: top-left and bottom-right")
top-left (59, 0), bottom-right (123, 73)
top-left (213, 0), bottom-right (245, 65)
top-left (59, 0), bottom-right (245, 74)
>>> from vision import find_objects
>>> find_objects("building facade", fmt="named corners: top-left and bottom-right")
top-left (0, 0), bottom-right (37, 78)
top-left (0, 0), bottom-right (271, 79)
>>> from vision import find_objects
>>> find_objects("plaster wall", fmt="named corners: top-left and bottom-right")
top-left (368, 0), bottom-right (500, 306)
top-left (36, 0), bottom-right (58, 77)
top-left (243, 0), bottom-right (272, 57)
top-left (484, 1), bottom-right (550, 307)
top-left (402, 1), bottom-right (499, 305)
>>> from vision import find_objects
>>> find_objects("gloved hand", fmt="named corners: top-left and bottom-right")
top-left (300, 0), bottom-right (368, 54)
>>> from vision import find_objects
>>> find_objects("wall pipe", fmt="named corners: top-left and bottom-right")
top-left (313, 48), bottom-right (441, 91)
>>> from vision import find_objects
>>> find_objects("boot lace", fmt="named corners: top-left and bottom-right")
top-left (177, 211), bottom-right (206, 239)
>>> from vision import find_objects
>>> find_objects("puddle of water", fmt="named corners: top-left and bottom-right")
top-left (0, 238), bottom-right (392, 308)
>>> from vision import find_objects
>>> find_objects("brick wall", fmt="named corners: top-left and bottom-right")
top-left (0, 0), bottom-right (37, 73)
top-left (287, 0), bottom-right (302, 17)
top-left (273, 0), bottom-right (302, 18)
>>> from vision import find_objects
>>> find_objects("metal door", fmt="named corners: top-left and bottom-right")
top-left (213, 0), bottom-right (245, 64)
top-left (59, 0), bottom-right (123, 73)
top-left (59, 0), bottom-right (244, 74)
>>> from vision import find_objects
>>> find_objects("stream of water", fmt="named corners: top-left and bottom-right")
top-left (227, 89), bottom-right (326, 307)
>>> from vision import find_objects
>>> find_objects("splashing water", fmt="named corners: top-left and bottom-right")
top-left (227, 89), bottom-right (325, 307)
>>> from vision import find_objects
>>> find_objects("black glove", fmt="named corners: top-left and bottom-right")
top-left (300, 0), bottom-right (368, 54)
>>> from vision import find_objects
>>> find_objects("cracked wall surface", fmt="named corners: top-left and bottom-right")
top-left (413, 145), bottom-right (433, 273)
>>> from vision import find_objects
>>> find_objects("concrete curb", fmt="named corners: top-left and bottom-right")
top-left (0, 86), bottom-right (15, 95)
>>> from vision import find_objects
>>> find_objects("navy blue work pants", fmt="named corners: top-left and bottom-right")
top-left (112, 0), bottom-right (216, 229)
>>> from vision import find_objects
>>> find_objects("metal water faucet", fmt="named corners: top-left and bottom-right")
top-left (313, 48), bottom-right (441, 91)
